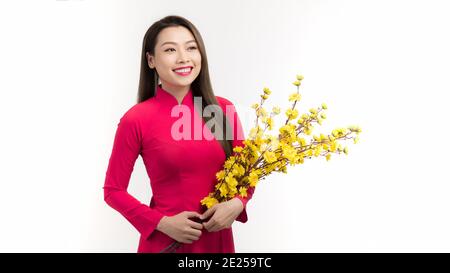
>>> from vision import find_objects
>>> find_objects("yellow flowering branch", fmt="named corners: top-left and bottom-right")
top-left (200, 74), bottom-right (362, 208)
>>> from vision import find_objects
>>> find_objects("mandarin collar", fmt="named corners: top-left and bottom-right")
top-left (156, 85), bottom-right (193, 106)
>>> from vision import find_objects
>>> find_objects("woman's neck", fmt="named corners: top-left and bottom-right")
top-left (160, 83), bottom-right (190, 104)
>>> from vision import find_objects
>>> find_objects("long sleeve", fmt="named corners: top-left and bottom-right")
top-left (219, 97), bottom-right (255, 223)
top-left (103, 111), bottom-right (165, 240)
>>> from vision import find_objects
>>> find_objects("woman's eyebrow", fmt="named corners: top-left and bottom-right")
top-left (160, 40), bottom-right (197, 47)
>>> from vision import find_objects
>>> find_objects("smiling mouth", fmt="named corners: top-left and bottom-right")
top-left (173, 67), bottom-right (193, 73)
top-left (173, 67), bottom-right (193, 77)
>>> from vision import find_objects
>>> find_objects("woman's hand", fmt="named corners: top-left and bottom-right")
top-left (156, 211), bottom-right (203, 244)
top-left (200, 197), bottom-right (244, 232)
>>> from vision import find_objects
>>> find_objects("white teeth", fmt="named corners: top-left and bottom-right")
top-left (174, 68), bottom-right (192, 73)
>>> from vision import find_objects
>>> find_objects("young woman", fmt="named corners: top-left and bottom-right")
top-left (103, 15), bottom-right (255, 253)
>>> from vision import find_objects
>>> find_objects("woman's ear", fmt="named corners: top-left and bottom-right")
top-left (146, 52), bottom-right (154, 69)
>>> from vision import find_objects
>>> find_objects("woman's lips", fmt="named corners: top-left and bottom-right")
top-left (173, 67), bottom-right (193, 76)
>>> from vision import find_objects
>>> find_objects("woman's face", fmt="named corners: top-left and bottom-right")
top-left (146, 26), bottom-right (201, 91)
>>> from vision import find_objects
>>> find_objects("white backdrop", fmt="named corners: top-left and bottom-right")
top-left (1, 0), bottom-right (449, 252)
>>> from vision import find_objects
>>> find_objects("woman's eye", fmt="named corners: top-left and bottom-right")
top-left (164, 46), bottom-right (197, 52)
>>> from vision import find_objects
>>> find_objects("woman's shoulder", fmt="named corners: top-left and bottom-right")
top-left (215, 95), bottom-right (236, 108)
top-left (119, 98), bottom-right (159, 124)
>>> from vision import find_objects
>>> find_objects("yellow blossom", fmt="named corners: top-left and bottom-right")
top-left (263, 151), bottom-right (277, 163)
top-left (283, 146), bottom-right (297, 162)
top-left (296, 74), bottom-right (304, 81)
top-left (279, 124), bottom-right (296, 138)
top-left (228, 187), bottom-right (238, 197)
top-left (256, 108), bottom-right (268, 118)
top-left (248, 171), bottom-right (259, 187)
top-left (288, 93), bottom-right (302, 102)
top-left (298, 137), bottom-right (307, 146)
top-left (249, 127), bottom-right (260, 138)
top-left (232, 164), bottom-right (246, 176)
top-left (314, 145), bottom-right (322, 156)
top-left (265, 117), bottom-right (274, 130)
top-left (238, 187), bottom-right (248, 198)
top-left (332, 128), bottom-right (347, 138)
top-left (224, 156), bottom-right (236, 169)
top-left (321, 103), bottom-right (328, 110)
top-left (251, 103), bottom-right (259, 109)
top-left (330, 141), bottom-right (337, 152)
top-left (332, 129), bottom-right (339, 137)
top-left (272, 106), bottom-right (281, 115)
top-left (219, 183), bottom-right (229, 197)
top-left (261, 94), bottom-right (268, 100)
top-left (225, 175), bottom-right (238, 189)
top-left (285, 109), bottom-right (298, 119)
top-left (201, 196), bottom-right (218, 208)
top-left (216, 170), bottom-right (226, 181)
top-left (254, 136), bottom-right (263, 146)
top-left (293, 80), bottom-right (301, 86)
top-left (304, 127), bottom-right (312, 135)
top-left (348, 125), bottom-right (362, 134)
top-left (263, 87), bottom-right (272, 95)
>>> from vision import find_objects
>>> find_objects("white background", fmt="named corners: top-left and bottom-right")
top-left (1, 0), bottom-right (449, 252)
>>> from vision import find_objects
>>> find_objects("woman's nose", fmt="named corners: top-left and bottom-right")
top-left (177, 50), bottom-right (190, 63)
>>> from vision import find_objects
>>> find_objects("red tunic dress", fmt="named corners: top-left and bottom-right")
top-left (103, 85), bottom-right (254, 253)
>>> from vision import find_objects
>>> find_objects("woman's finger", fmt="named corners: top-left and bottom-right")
top-left (205, 220), bottom-right (220, 232)
top-left (187, 219), bottom-right (203, 230)
top-left (187, 228), bottom-right (202, 237)
top-left (200, 206), bottom-right (217, 220)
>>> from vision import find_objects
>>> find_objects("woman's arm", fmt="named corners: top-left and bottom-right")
top-left (103, 111), bottom-right (165, 240)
